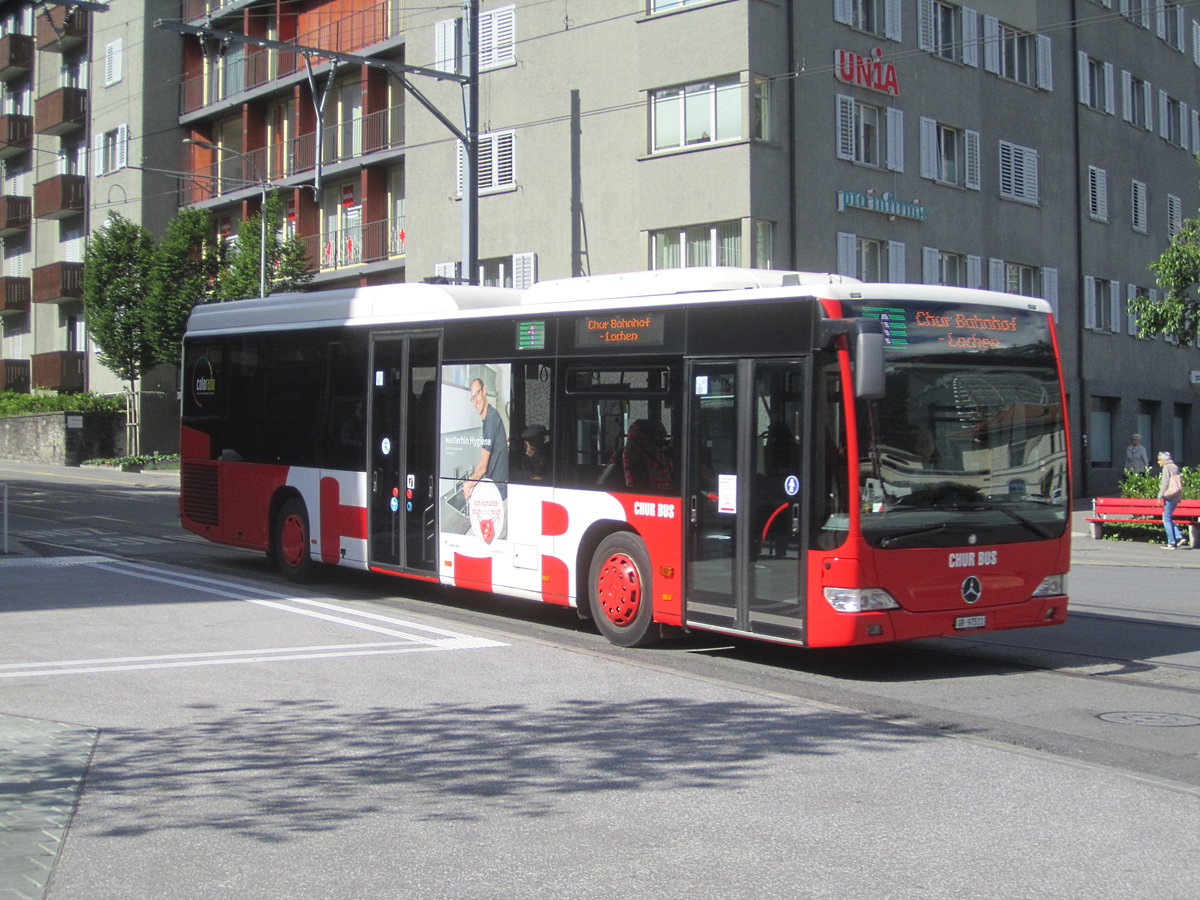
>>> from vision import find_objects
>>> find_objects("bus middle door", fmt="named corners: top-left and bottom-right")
top-left (369, 333), bottom-right (440, 574)
top-left (685, 358), bottom-right (809, 643)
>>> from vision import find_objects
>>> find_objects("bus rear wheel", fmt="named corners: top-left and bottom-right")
top-left (588, 533), bottom-right (659, 647)
top-left (273, 497), bottom-right (322, 583)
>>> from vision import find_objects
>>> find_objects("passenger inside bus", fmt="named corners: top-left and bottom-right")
top-left (623, 419), bottom-right (673, 490)
top-left (517, 423), bottom-right (551, 481)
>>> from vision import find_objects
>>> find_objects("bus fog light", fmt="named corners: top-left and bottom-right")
top-left (823, 587), bottom-right (899, 612)
top-left (1032, 573), bottom-right (1066, 596)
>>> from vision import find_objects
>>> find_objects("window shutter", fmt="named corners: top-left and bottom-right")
top-left (836, 95), bottom-right (855, 160)
top-left (512, 252), bottom-right (537, 289)
top-left (116, 124), bottom-right (128, 169)
top-left (983, 16), bottom-right (1000, 74)
top-left (104, 39), bottom-right (122, 86)
top-left (1182, 103), bottom-right (1192, 150)
top-left (1127, 284), bottom-right (1139, 334)
top-left (988, 258), bottom-right (1004, 292)
top-left (435, 19), bottom-right (459, 73)
top-left (964, 129), bottom-right (981, 190)
top-left (1036, 34), bottom-right (1053, 90)
top-left (93, 133), bottom-right (104, 175)
top-left (888, 241), bottom-right (905, 282)
top-left (883, 0), bottom-right (901, 41)
top-left (1157, 5), bottom-right (1167, 39)
top-left (1077, 52), bottom-right (1090, 105)
top-left (1041, 267), bottom-right (1058, 317)
top-left (434, 261), bottom-right (458, 281)
top-left (885, 107), bottom-right (904, 171)
top-left (967, 255), bottom-right (982, 290)
top-left (479, 5), bottom-right (516, 70)
top-left (1193, 20), bottom-right (1200, 66)
top-left (1159, 89), bottom-right (1170, 138)
top-left (917, 0), bottom-right (933, 51)
top-left (1121, 70), bottom-right (1133, 121)
top-left (477, 134), bottom-right (495, 190)
top-left (1084, 276), bottom-right (1097, 329)
top-left (1131, 179), bottom-right (1148, 233)
top-left (922, 246), bottom-right (940, 284)
top-left (834, 0), bottom-right (852, 26)
top-left (1110, 281), bottom-right (1122, 333)
top-left (919, 117), bottom-right (937, 179)
top-left (1103, 63), bottom-right (1114, 113)
top-left (1089, 166), bottom-right (1108, 220)
top-left (494, 130), bottom-right (514, 187)
top-left (1192, 109), bottom-right (1200, 153)
top-left (962, 8), bottom-right (979, 67)
top-left (836, 232), bottom-right (857, 277)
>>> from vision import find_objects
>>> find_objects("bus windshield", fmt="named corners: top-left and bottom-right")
top-left (847, 299), bottom-right (1069, 549)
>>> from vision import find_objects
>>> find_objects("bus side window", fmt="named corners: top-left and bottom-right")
top-left (510, 361), bottom-right (554, 483)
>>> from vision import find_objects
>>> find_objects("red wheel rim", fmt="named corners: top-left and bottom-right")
top-left (596, 552), bottom-right (641, 626)
top-left (280, 513), bottom-right (307, 569)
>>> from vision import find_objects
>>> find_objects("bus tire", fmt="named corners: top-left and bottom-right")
top-left (273, 497), bottom-right (322, 583)
top-left (588, 532), bottom-right (659, 648)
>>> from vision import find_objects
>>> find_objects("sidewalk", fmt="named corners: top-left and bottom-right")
top-left (1070, 497), bottom-right (1200, 568)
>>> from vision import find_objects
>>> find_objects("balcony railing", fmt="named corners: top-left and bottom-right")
top-left (187, 106), bottom-right (403, 203)
top-left (298, 216), bottom-right (406, 273)
top-left (179, 0), bottom-right (406, 115)
top-left (0, 276), bottom-right (30, 314)
top-left (34, 174), bottom-right (85, 219)
top-left (0, 114), bottom-right (33, 158)
top-left (0, 195), bottom-right (31, 236)
top-left (31, 350), bottom-right (84, 392)
top-left (35, 86), bottom-right (87, 136)
top-left (32, 261), bottom-right (84, 303)
top-left (36, 7), bottom-right (89, 52)
top-left (0, 33), bottom-right (34, 81)
top-left (3, 358), bottom-right (30, 393)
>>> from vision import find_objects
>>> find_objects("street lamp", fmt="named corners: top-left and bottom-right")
top-left (183, 138), bottom-right (269, 298)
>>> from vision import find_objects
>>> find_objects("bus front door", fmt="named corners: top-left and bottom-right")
top-left (685, 359), bottom-right (809, 643)
top-left (369, 334), bottom-right (440, 573)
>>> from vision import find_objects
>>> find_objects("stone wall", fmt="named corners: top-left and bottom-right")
top-left (0, 412), bottom-right (126, 466)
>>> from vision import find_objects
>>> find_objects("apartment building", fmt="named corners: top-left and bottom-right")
top-left (1, 1), bottom-right (1198, 492)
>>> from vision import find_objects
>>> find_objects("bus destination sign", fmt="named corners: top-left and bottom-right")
top-left (574, 313), bottom-right (665, 348)
top-left (516, 320), bottom-right (546, 351)
top-left (859, 304), bottom-right (1025, 351)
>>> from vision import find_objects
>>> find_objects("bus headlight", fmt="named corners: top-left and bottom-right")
top-left (1032, 573), bottom-right (1067, 596)
top-left (823, 586), bottom-right (899, 612)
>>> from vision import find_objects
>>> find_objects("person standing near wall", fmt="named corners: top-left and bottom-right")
top-left (1157, 451), bottom-right (1185, 549)
top-left (1125, 433), bottom-right (1150, 471)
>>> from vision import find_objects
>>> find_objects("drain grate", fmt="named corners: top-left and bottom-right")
top-left (1097, 711), bottom-right (1200, 727)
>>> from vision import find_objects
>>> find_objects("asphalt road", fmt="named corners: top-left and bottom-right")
top-left (2, 461), bottom-right (1198, 899)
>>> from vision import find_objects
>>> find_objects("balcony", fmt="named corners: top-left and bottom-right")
top-left (0, 114), bottom-right (33, 158)
top-left (32, 261), bottom-right (83, 304)
top-left (34, 174), bottom-right (85, 219)
top-left (299, 216), bottom-right (406, 274)
top-left (0, 195), bottom-right (31, 236)
top-left (0, 276), bottom-right (30, 315)
top-left (36, 7), bottom-right (89, 53)
top-left (31, 351), bottom-right (84, 392)
top-left (35, 86), bottom-right (87, 136)
top-left (0, 33), bottom-right (33, 81)
top-left (3, 359), bottom-right (30, 393)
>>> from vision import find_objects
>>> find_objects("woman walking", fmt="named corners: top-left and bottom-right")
top-left (1157, 451), bottom-right (1186, 549)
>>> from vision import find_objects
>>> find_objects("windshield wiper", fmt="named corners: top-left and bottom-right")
top-left (879, 523), bottom-right (955, 548)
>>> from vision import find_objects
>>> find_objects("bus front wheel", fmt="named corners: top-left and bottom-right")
top-left (273, 497), bottom-right (322, 583)
top-left (588, 533), bottom-right (659, 648)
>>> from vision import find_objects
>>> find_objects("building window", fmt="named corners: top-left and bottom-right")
top-left (922, 247), bottom-right (978, 287)
top-left (1122, 72), bottom-right (1152, 130)
top-left (837, 232), bottom-right (904, 281)
top-left (1158, 92), bottom-right (1187, 147)
top-left (836, 95), bottom-right (903, 170)
top-left (1124, 0), bottom-right (1150, 28)
top-left (753, 220), bottom-right (774, 268)
top-left (918, 1), bottom-right (979, 66)
top-left (984, 16), bottom-right (1052, 89)
top-left (998, 141), bottom-right (1039, 204)
top-left (1088, 166), bottom-right (1109, 221)
top-left (458, 130), bottom-right (516, 194)
top-left (834, 0), bottom-right (902, 40)
top-left (1085, 276), bottom-right (1121, 332)
top-left (479, 252), bottom-right (537, 289)
top-left (919, 118), bottom-right (980, 188)
top-left (1088, 396), bottom-right (1117, 467)
top-left (651, 221), bottom-right (741, 268)
top-left (651, 78), bottom-right (741, 152)
top-left (1078, 54), bottom-right (1114, 113)
top-left (751, 78), bottom-right (774, 142)
top-left (1131, 180), bottom-right (1148, 233)
top-left (650, 0), bottom-right (711, 11)
top-left (1160, 0), bottom-right (1184, 51)
top-left (435, 5), bottom-right (516, 73)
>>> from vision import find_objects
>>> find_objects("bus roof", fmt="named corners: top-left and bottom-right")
top-left (521, 267), bottom-right (859, 304)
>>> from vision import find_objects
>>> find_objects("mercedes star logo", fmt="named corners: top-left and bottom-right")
top-left (961, 576), bottom-right (983, 604)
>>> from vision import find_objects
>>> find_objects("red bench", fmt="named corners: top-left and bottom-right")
top-left (1085, 497), bottom-right (1200, 547)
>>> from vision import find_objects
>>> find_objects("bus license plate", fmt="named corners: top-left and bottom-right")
top-left (954, 615), bottom-right (987, 630)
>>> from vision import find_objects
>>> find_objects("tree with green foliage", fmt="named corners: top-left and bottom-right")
top-left (82, 213), bottom-right (158, 393)
top-left (145, 206), bottom-right (223, 366)
top-left (217, 190), bottom-right (312, 302)
top-left (1130, 167), bottom-right (1200, 345)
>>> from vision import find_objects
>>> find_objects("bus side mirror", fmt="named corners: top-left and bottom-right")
top-left (853, 319), bottom-right (885, 400)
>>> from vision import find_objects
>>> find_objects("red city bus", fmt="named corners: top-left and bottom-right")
top-left (180, 268), bottom-right (1070, 648)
